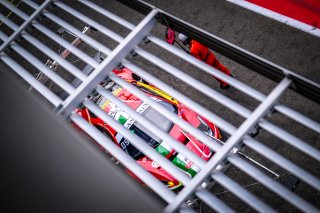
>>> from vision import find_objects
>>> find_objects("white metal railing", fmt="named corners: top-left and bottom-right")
top-left (0, 0), bottom-right (319, 212)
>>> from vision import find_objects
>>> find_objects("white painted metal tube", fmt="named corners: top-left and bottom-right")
top-left (212, 173), bottom-right (276, 213)
top-left (122, 59), bottom-right (237, 134)
top-left (22, 33), bottom-right (87, 81)
top-left (228, 156), bottom-right (319, 213)
top-left (78, 0), bottom-right (135, 30)
top-left (42, 11), bottom-right (113, 55)
top-left (195, 189), bottom-right (236, 213)
top-left (10, 44), bottom-right (75, 94)
top-left (96, 85), bottom-right (206, 168)
top-left (110, 73), bottom-right (221, 152)
top-left (0, 54), bottom-right (62, 107)
top-left (70, 112), bottom-right (176, 203)
top-left (259, 120), bottom-right (320, 161)
top-left (83, 99), bottom-right (191, 186)
top-left (53, 2), bottom-right (124, 43)
top-left (32, 23), bottom-right (99, 68)
top-left (243, 137), bottom-right (320, 190)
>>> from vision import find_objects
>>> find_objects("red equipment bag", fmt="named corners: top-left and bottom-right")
top-left (165, 27), bottom-right (176, 45)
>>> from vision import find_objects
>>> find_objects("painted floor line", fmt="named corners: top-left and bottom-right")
top-left (226, 0), bottom-right (320, 38)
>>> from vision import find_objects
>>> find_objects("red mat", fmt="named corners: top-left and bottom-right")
top-left (246, 0), bottom-right (320, 28)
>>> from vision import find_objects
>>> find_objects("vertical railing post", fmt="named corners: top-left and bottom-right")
top-left (164, 77), bottom-right (292, 212)
top-left (56, 9), bottom-right (159, 117)
top-left (0, 0), bottom-right (53, 52)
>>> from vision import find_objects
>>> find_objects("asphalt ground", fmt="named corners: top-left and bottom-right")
top-left (1, 0), bottom-right (319, 212)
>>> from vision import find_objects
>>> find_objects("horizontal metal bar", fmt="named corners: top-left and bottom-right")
top-left (56, 26), bottom-right (102, 54)
top-left (0, 54), bottom-right (61, 107)
top-left (57, 9), bottom-right (158, 116)
top-left (0, 0), bottom-right (52, 52)
top-left (69, 112), bottom-right (176, 203)
top-left (21, 33), bottom-right (87, 81)
top-left (130, 58), bottom-right (318, 162)
top-left (10, 43), bottom-right (75, 94)
top-left (164, 78), bottom-right (291, 212)
top-left (42, 10), bottom-right (113, 54)
top-left (259, 120), bottom-right (320, 161)
top-left (237, 152), bottom-right (280, 178)
top-left (228, 155), bottom-right (319, 212)
top-left (134, 47), bottom-right (252, 118)
top-left (212, 129), bottom-right (281, 178)
top-left (274, 104), bottom-right (320, 134)
top-left (50, 4), bottom-right (320, 159)
top-left (178, 207), bottom-right (197, 213)
top-left (195, 189), bottom-right (235, 213)
top-left (0, 0), bottom-right (29, 20)
top-left (0, 31), bottom-right (7, 42)
top-left (0, 0), bottom-right (98, 75)
top-left (54, 2), bottom-right (124, 43)
top-left (125, 56), bottom-right (317, 164)
top-left (110, 73), bottom-right (221, 152)
top-left (212, 173), bottom-right (276, 213)
top-left (62, 52), bottom-right (102, 91)
top-left (122, 60), bottom-right (237, 135)
top-left (147, 35), bottom-right (266, 102)
top-left (123, 59), bottom-right (318, 166)
top-left (83, 99), bottom-right (191, 185)
top-left (31, 22), bottom-right (99, 68)
top-left (22, 0), bottom-right (39, 10)
top-left (0, 13), bottom-right (19, 30)
top-left (96, 85), bottom-right (206, 168)
top-left (149, 8), bottom-right (320, 103)
top-left (78, 0), bottom-right (135, 30)
top-left (137, 47), bottom-right (316, 165)
top-left (243, 137), bottom-right (320, 190)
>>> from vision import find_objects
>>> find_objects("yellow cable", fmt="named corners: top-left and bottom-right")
top-left (0, 0), bottom-right (23, 27)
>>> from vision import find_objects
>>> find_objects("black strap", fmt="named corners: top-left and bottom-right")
top-left (203, 50), bottom-right (210, 62)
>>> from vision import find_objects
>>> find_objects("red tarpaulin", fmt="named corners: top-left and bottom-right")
top-left (246, 0), bottom-right (320, 28)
